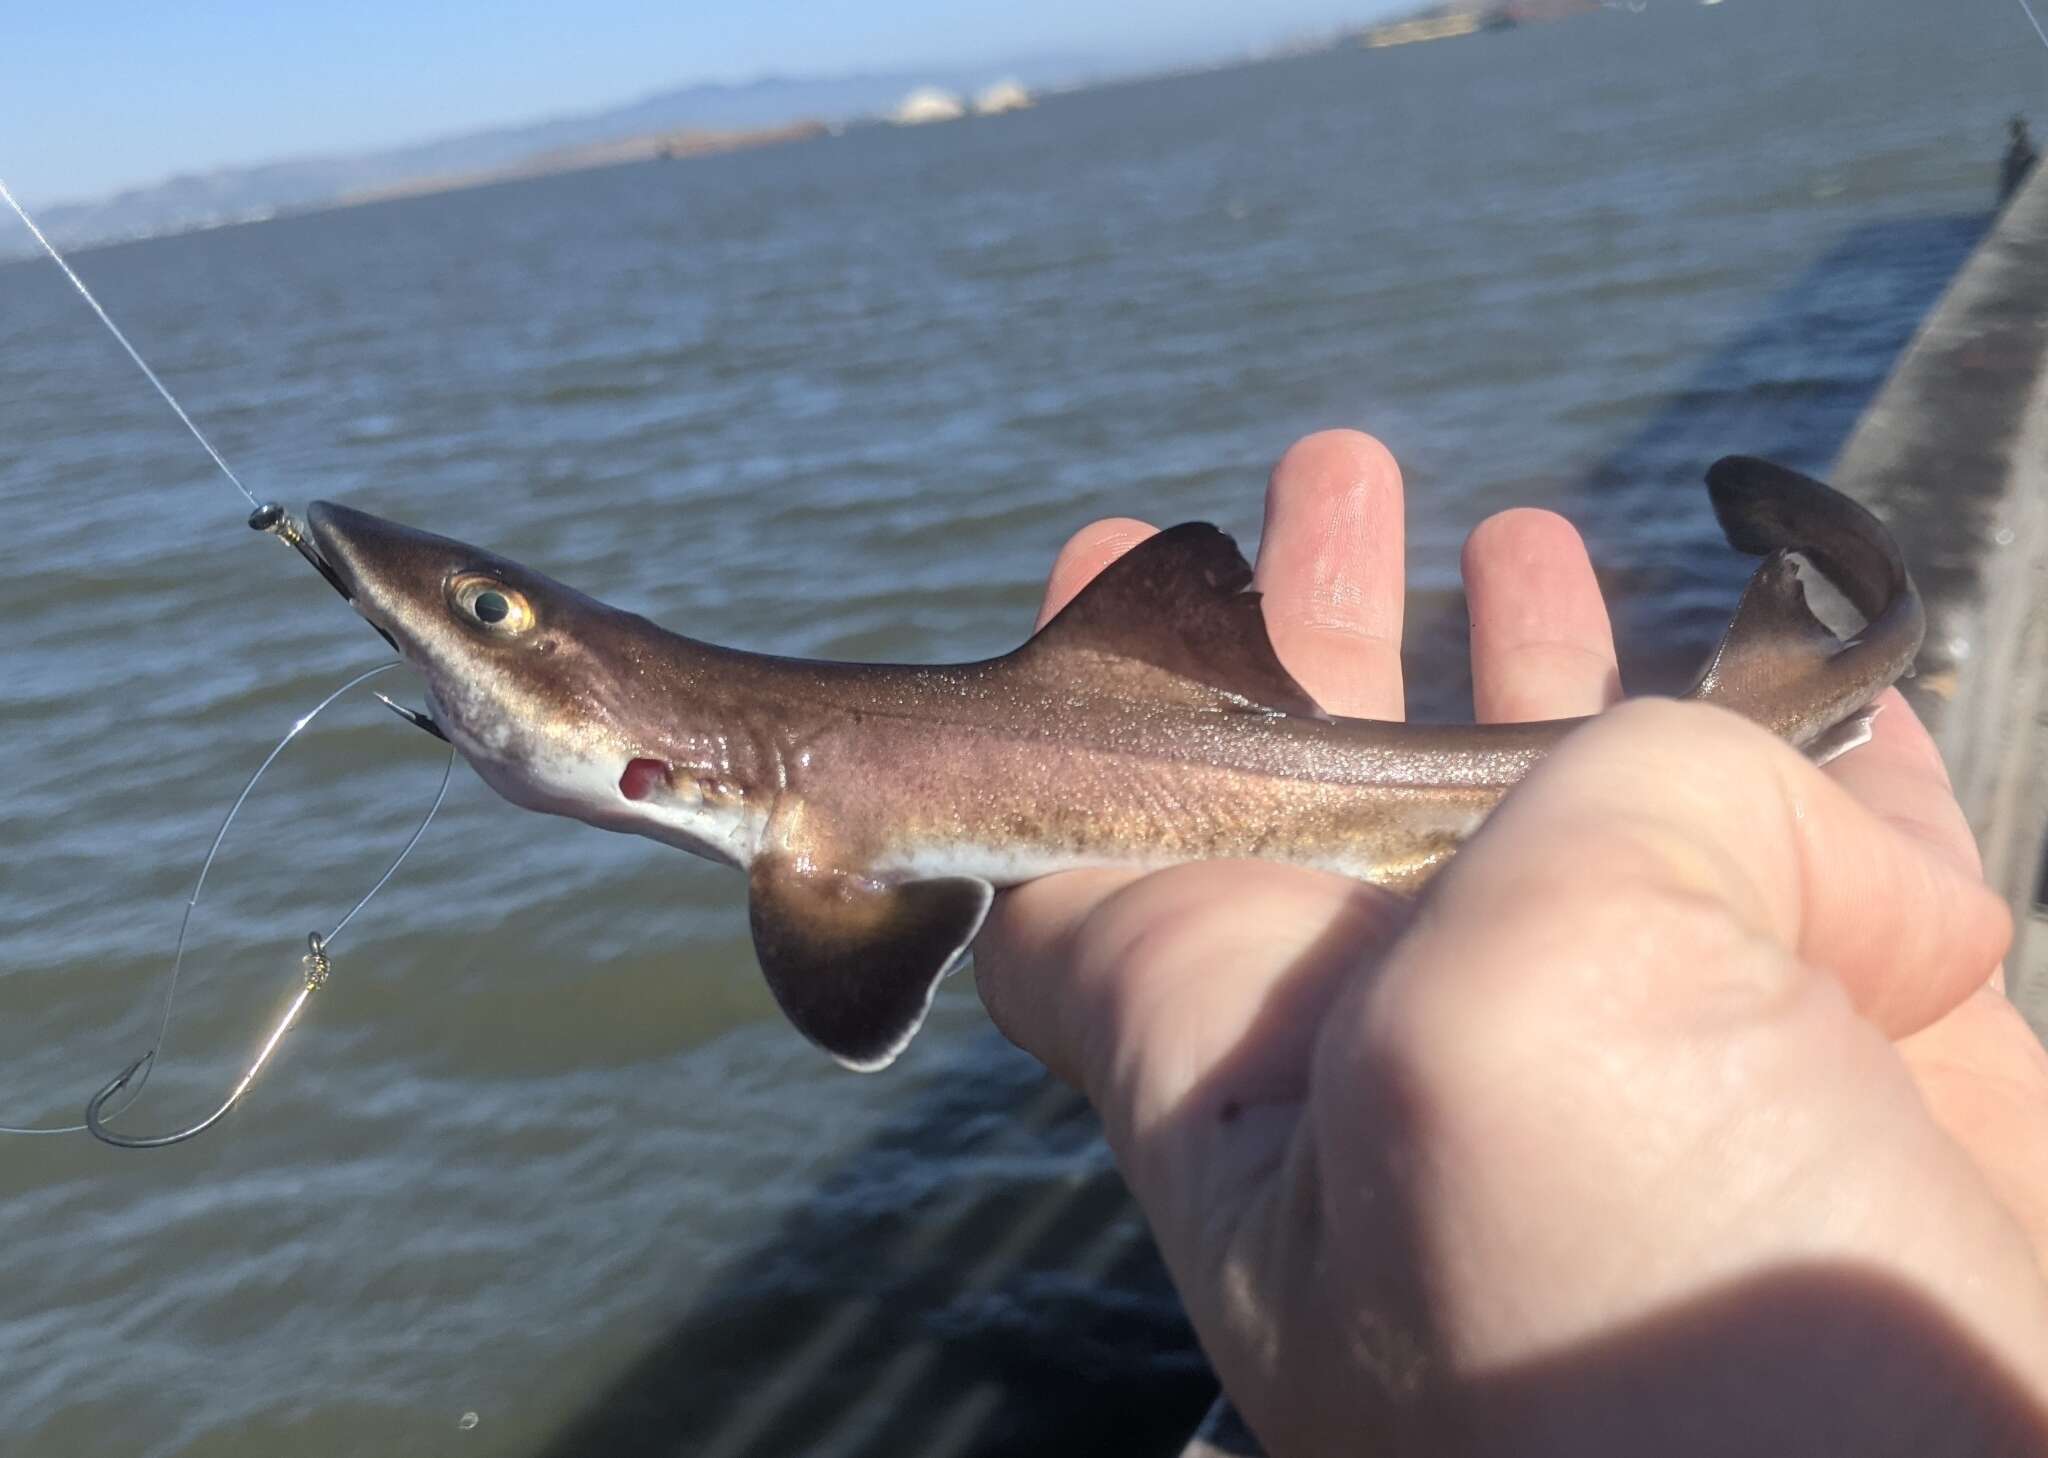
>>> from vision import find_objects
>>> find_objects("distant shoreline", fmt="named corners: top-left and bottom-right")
top-left (2, 9), bottom-right (1609, 264)
top-left (332, 119), bottom-right (832, 210)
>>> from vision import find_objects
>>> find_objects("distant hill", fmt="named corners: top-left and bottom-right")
top-left (2, 57), bottom-right (1112, 258)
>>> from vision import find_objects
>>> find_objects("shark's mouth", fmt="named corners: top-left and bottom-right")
top-left (265, 501), bottom-right (449, 741)
top-left (254, 501), bottom-right (401, 653)
top-left (253, 502), bottom-right (356, 604)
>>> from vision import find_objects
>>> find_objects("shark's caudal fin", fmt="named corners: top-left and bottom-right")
top-left (1004, 523), bottom-right (1330, 719)
top-left (1705, 455), bottom-right (1910, 622)
top-left (747, 858), bottom-right (994, 1071)
top-left (1688, 457), bottom-right (1922, 746)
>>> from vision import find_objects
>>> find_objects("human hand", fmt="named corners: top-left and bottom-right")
top-left (975, 431), bottom-right (2048, 1454)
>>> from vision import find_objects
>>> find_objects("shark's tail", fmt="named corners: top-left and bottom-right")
top-left (1685, 457), bottom-right (1924, 759)
top-left (1707, 455), bottom-right (1912, 624)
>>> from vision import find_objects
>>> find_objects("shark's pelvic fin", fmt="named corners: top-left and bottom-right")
top-left (746, 857), bottom-right (994, 1071)
top-left (1806, 703), bottom-right (1881, 767)
top-left (1007, 522), bottom-right (1330, 720)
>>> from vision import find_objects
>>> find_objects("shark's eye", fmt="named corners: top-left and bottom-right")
top-left (450, 574), bottom-right (534, 635)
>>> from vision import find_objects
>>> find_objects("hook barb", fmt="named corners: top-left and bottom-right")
top-left (372, 692), bottom-right (449, 742)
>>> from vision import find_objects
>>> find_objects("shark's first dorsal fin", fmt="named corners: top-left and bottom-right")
top-left (1007, 523), bottom-right (1328, 719)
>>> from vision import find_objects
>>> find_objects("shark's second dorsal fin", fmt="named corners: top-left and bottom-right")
top-left (1007, 523), bottom-right (1329, 720)
top-left (1686, 550), bottom-right (1844, 730)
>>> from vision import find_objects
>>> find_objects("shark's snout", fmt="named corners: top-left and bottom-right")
top-left (302, 499), bottom-right (487, 740)
top-left (298, 498), bottom-right (417, 652)
top-left (304, 499), bottom-right (382, 602)
top-left (302, 498), bottom-right (473, 649)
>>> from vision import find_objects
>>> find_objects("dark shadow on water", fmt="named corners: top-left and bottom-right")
top-left (535, 210), bottom-right (1993, 1458)
top-left (536, 1032), bottom-right (1215, 1458)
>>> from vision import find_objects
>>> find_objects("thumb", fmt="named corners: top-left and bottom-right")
top-left (1420, 699), bottom-right (2010, 1041)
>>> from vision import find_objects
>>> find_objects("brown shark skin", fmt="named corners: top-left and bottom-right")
top-left (756, 667), bottom-right (1550, 894)
top-left (306, 499), bottom-right (1558, 894)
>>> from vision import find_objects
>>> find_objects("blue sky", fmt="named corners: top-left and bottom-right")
top-left (0, 1), bottom-right (1412, 207)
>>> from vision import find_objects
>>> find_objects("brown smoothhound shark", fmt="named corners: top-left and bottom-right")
top-left (299, 456), bottom-right (1920, 1070)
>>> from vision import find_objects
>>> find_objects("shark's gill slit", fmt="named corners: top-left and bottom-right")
top-left (620, 758), bottom-right (671, 801)
top-left (0, 665), bottom-right (455, 1146)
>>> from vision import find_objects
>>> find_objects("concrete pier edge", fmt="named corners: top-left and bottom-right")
top-left (1832, 165), bottom-right (2048, 1030)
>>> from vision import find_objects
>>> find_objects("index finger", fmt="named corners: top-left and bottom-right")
top-left (1252, 430), bottom-right (1407, 719)
top-left (1032, 517), bottom-right (1159, 629)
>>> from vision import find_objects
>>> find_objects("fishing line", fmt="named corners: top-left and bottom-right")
top-left (2020, 0), bottom-right (2048, 52)
top-left (0, 665), bottom-right (455, 1144)
top-left (2, 180), bottom-right (455, 1143)
top-left (0, 176), bottom-right (259, 511)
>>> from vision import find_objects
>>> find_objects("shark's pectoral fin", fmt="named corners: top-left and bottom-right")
top-left (747, 857), bottom-right (994, 1072)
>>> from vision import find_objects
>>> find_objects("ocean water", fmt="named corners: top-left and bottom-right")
top-left (0, 1), bottom-right (2033, 1452)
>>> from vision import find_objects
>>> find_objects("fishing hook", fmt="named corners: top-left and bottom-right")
top-left (249, 502), bottom-right (400, 652)
top-left (81, 665), bottom-right (454, 1148)
top-left (248, 506), bottom-right (447, 736)
top-left (0, 664), bottom-right (454, 1146)
top-left (372, 692), bottom-right (450, 743)
top-left (84, 934), bottom-right (328, 1149)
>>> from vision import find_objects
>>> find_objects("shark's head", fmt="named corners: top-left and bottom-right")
top-left (304, 501), bottom-right (761, 865)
